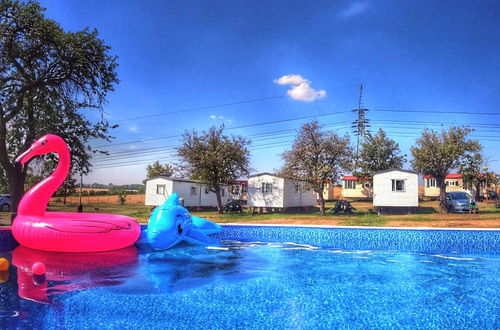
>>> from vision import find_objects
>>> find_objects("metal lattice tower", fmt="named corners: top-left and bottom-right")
top-left (352, 84), bottom-right (370, 157)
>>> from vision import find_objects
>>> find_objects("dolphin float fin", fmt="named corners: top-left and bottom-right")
top-left (192, 216), bottom-right (222, 235)
top-left (184, 229), bottom-right (214, 245)
top-left (165, 193), bottom-right (180, 206)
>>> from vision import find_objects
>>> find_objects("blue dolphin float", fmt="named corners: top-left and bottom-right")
top-left (146, 193), bottom-right (222, 250)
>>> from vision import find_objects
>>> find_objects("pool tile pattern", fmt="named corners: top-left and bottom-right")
top-left (0, 228), bottom-right (18, 252)
top-left (214, 225), bottom-right (500, 254)
top-left (2, 225), bottom-right (499, 254)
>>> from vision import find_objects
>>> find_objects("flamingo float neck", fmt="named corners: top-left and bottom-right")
top-left (17, 135), bottom-right (71, 217)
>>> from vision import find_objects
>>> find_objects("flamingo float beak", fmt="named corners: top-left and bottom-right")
top-left (15, 148), bottom-right (35, 165)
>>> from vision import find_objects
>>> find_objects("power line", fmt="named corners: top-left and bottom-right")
top-left (114, 84), bottom-right (359, 123)
top-left (371, 119), bottom-right (500, 128)
top-left (92, 121), bottom-right (352, 162)
top-left (373, 109), bottom-right (500, 116)
top-left (95, 110), bottom-right (352, 148)
top-left (89, 113), bottom-right (500, 170)
top-left (115, 95), bottom-right (286, 123)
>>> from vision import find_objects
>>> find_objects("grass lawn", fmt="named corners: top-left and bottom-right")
top-left (18, 200), bottom-right (496, 228)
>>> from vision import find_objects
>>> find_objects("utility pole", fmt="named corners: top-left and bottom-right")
top-left (77, 171), bottom-right (83, 212)
top-left (352, 84), bottom-right (370, 162)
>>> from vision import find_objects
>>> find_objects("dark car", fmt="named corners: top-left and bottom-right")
top-left (443, 191), bottom-right (478, 213)
top-left (0, 194), bottom-right (11, 212)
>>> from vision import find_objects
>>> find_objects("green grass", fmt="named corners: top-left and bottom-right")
top-left (339, 214), bottom-right (388, 226)
top-left (38, 199), bottom-right (500, 228)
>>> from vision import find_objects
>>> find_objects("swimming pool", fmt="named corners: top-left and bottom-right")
top-left (1, 225), bottom-right (499, 329)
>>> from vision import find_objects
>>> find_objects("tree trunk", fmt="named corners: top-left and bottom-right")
top-left (437, 177), bottom-right (448, 213)
top-left (9, 165), bottom-right (27, 223)
top-left (318, 193), bottom-right (325, 215)
top-left (215, 188), bottom-right (223, 214)
top-left (474, 182), bottom-right (481, 201)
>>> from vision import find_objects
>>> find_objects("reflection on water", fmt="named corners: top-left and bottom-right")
top-left (1, 240), bottom-right (268, 307)
top-left (12, 245), bottom-right (139, 303)
top-left (139, 241), bottom-right (268, 293)
top-left (0, 239), bottom-right (498, 329)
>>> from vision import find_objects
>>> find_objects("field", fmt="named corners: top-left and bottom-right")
top-left (1, 200), bottom-right (498, 228)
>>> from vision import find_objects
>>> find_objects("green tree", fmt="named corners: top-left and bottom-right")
top-left (281, 120), bottom-right (354, 215)
top-left (355, 129), bottom-right (406, 180)
top-left (0, 0), bottom-right (118, 219)
top-left (177, 125), bottom-right (250, 214)
top-left (144, 161), bottom-right (174, 183)
top-left (55, 177), bottom-right (77, 204)
top-left (459, 154), bottom-right (496, 200)
top-left (411, 126), bottom-right (482, 212)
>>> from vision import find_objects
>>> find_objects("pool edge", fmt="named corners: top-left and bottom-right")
top-left (221, 223), bottom-right (500, 231)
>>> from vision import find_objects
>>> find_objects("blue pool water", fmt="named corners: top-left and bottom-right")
top-left (0, 226), bottom-right (499, 329)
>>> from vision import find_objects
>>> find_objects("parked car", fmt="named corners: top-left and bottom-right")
top-left (0, 194), bottom-right (11, 212)
top-left (442, 191), bottom-right (478, 213)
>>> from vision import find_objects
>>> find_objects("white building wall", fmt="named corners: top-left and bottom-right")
top-left (247, 174), bottom-right (284, 208)
top-left (373, 171), bottom-right (418, 207)
top-left (145, 178), bottom-right (231, 207)
top-left (145, 178), bottom-right (173, 206)
top-left (172, 181), bottom-right (231, 207)
top-left (282, 178), bottom-right (317, 208)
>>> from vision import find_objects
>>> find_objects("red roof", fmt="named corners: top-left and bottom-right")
top-left (232, 180), bottom-right (248, 185)
top-left (343, 176), bottom-right (358, 181)
top-left (423, 173), bottom-right (462, 179)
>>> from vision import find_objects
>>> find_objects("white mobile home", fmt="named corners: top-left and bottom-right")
top-left (145, 176), bottom-right (231, 207)
top-left (341, 175), bottom-right (373, 200)
top-left (373, 169), bottom-right (419, 214)
top-left (247, 173), bottom-right (317, 210)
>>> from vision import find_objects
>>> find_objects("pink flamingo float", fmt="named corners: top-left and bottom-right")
top-left (13, 134), bottom-right (140, 252)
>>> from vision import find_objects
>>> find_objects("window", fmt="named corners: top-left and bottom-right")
top-left (426, 178), bottom-right (436, 188)
top-left (344, 180), bottom-right (356, 189)
top-left (205, 188), bottom-right (210, 194)
top-left (231, 185), bottom-right (240, 194)
top-left (294, 184), bottom-right (300, 194)
top-left (261, 182), bottom-right (273, 193)
top-left (221, 188), bottom-right (225, 197)
top-left (391, 179), bottom-right (405, 192)
top-left (241, 184), bottom-right (248, 193)
top-left (190, 186), bottom-right (198, 196)
top-left (156, 185), bottom-right (165, 195)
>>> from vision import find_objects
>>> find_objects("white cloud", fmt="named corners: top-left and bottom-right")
top-left (128, 125), bottom-right (138, 132)
top-left (288, 83), bottom-right (327, 102)
top-left (274, 74), bottom-right (309, 86)
top-left (274, 74), bottom-right (327, 102)
top-left (210, 115), bottom-right (234, 126)
top-left (338, 1), bottom-right (370, 19)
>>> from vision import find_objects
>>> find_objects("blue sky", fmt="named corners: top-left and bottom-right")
top-left (39, 0), bottom-right (500, 184)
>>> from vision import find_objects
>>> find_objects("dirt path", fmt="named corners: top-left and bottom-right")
top-left (221, 214), bottom-right (500, 228)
